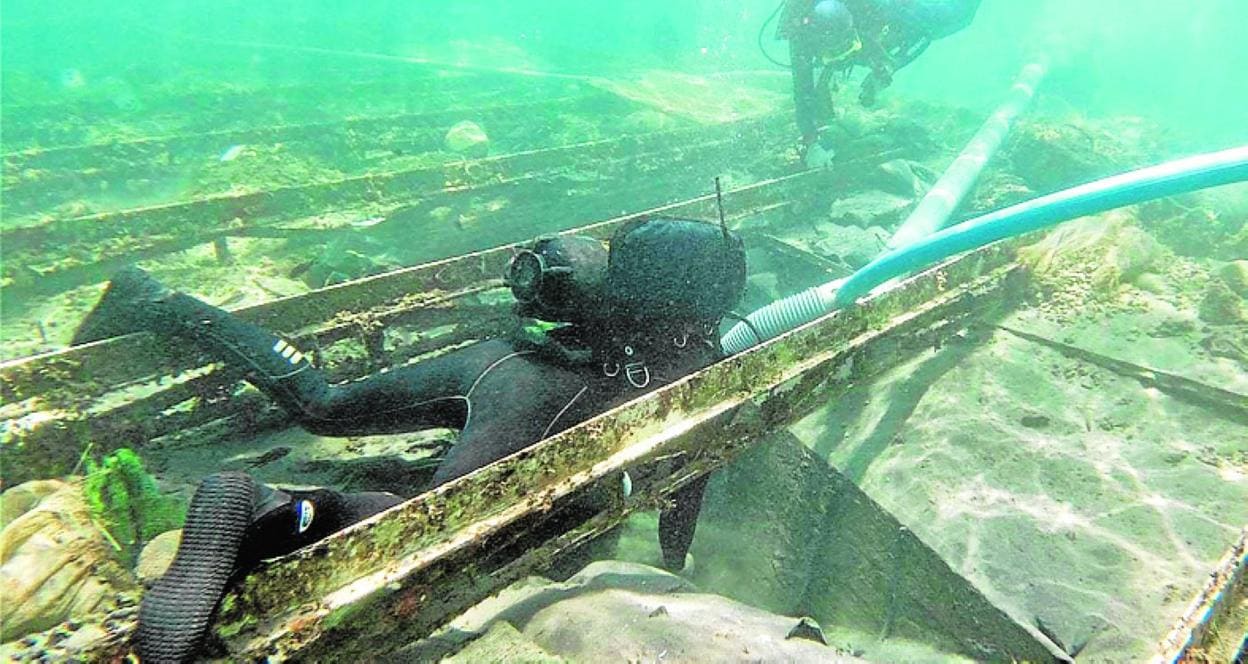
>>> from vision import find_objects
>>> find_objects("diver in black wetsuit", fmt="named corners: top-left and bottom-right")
top-left (771, 0), bottom-right (981, 167)
top-left (73, 216), bottom-right (746, 662)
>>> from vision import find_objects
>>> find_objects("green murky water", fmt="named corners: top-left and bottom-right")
top-left (2, 1), bottom-right (1245, 661)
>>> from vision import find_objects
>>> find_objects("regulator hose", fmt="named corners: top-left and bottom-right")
top-left (722, 144), bottom-right (1248, 354)
top-left (758, 0), bottom-right (792, 68)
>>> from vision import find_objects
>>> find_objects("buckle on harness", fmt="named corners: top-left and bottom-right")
top-left (625, 362), bottom-right (651, 389)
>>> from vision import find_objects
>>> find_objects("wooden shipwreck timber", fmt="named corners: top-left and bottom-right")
top-left (2, 207), bottom-right (1049, 660)
top-left (4, 192), bottom-right (1242, 661)
top-left (3, 73), bottom-right (1245, 663)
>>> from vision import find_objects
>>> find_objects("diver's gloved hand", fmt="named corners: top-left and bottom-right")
top-left (803, 133), bottom-right (837, 169)
top-left (136, 472), bottom-right (401, 663)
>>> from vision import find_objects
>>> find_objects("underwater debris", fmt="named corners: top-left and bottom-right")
top-left (785, 616), bottom-right (829, 645)
top-left (445, 120), bottom-right (489, 158)
top-left (219, 144), bottom-right (246, 162)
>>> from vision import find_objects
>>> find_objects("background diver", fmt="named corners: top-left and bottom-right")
top-left (767, 0), bottom-right (982, 167)
top-left (72, 215), bottom-right (747, 662)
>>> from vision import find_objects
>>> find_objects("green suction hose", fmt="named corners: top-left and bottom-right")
top-left (722, 144), bottom-right (1248, 354)
top-left (833, 144), bottom-right (1248, 307)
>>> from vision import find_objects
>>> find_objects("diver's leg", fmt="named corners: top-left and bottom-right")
top-left (72, 267), bottom-right (474, 434)
top-left (658, 473), bottom-right (710, 572)
top-left (73, 267), bottom-right (330, 416)
top-left (137, 471), bottom-right (401, 663)
top-left (790, 42), bottom-right (820, 146)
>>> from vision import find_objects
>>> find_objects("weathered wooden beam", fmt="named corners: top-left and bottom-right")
top-left (3, 86), bottom-right (578, 172)
top-left (2, 115), bottom-right (788, 293)
top-left (46, 238), bottom-right (1025, 663)
top-left (1153, 528), bottom-right (1247, 663)
top-left (0, 69), bottom-right (535, 151)
top-left (0, 171), bottom-right (812, 402)
top-left (995, 324), bottom-right (1248, 418)
top-left (209, 244), bottom-right (1027, 659)
top-left (1, 92), bottom-right (614, 216)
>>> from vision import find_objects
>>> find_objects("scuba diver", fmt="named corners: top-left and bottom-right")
top-left (767, 0), bottom-right (982, 167)
top-left (72, 216), bottom-right (746, 662)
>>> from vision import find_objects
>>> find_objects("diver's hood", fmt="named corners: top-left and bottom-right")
top-left (506, 216), bottom-right (745, 328)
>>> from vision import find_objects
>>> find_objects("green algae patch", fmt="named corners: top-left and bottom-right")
top-left (83, 447), bottom-right (186, 563)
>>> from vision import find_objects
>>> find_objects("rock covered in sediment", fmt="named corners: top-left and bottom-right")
top-left (1200, 280), bottom-right (1246, 325)
top-left (871, 159), bottom-right (936, 199)
top-left (0, 480), bottom-right (137, 641)
top-left (406, 561), bottom-right (864, 663)
top-left (826, 191), bottom-right (913, 230)
top-left (1216, 260), bottom-right (1248, 298)
top-left (444, 121), bottom-right (490, 158)
top-left (0, 479), bottom-right (63, 526)
top-left (135, 529), bottom-right (182, 585)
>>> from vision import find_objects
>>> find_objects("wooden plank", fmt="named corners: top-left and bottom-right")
top-left (1, 92), bottom-right (613, 215)
top-left (1154, 528), bottom-right (1248, 663)
top-left (2, 115), bottom-right (788, 293)
top-left (995, 324), bottom-right (1248, 418)
top-left (0, 170), bottom-right (814, 402)
top-left (0, 69), bottom-right (534, 151)
top-left (54, 240), bottom-right (1033, 663)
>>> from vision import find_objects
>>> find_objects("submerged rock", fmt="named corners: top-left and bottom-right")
top-left (1018, 211), bottom-right (1167, 312)
top-left (1216, 260), bottom-right (1248, 298)
top-left (814, 224), bottom-right (891, 269)
top-left (1008, 122), bottom-right (1118, 193)
top-left (444, 621), bottom-right (566, 664)
top-left (0, 479), bottom-right (62, 526)
top-left (445, 121), bottom-right (490, 158)
top-left (1199, 280), bottom-right (1246, 325)
top-left (0, 480), bottom-right (137, 641)
top-left (405, 561), bottom-right (860, 663)
top-left (136, 529), bottom-right (182, 585)
top-left (826, 190), bottom-right (913, 230)
top-left (786, 616), bottom-right (829, 645)
top-left (871, 159), bottom-right (936, 198)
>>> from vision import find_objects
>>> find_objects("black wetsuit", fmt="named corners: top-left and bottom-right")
top-left (120, 279), bottom-right (714, 565)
